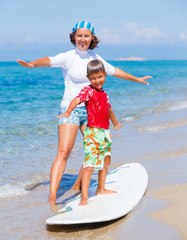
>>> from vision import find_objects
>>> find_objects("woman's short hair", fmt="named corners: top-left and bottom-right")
top-left (69, 32), bottom-right (99, 50)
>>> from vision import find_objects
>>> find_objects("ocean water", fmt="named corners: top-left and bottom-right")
top-left (0, 60), bottom-right (187, 200)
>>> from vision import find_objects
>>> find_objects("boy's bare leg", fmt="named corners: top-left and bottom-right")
top-left (71, 124), bottom-right (87, 190)
top-left (96, 155), bottom-right (117, 195)
top-left (79, 166), bottom-right (94, 206)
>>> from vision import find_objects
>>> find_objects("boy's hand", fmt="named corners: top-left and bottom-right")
top-left (56, 112), bottom-right (70, 119)
top-left (114, 123), bottom-right (123, 131)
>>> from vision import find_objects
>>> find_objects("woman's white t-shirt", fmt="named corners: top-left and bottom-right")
top-left (49, 47), bottom-right (115, 107)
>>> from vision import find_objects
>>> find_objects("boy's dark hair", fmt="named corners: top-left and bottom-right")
top-left (87, 60), bottom-right (105, 76)
top-left (69, 32), bottom-right (99, 50)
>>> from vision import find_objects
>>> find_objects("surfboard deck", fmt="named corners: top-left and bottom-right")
top-left (46, 162), bottom-right (148, 225)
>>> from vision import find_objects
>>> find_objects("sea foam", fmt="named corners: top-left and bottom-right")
top-left (0, 175), bottom-right (50, 199)
top-left (138, 118), bottom-right (187, 133)
top-left (169, 101), bottom-right (187, 111)
top-left (0, 183), bottom-right (28, 199)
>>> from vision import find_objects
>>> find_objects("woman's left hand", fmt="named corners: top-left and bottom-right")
top-left (113, 68), bottom-right (152, 85)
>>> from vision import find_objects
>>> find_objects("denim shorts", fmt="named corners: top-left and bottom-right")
top-left (58, 106), bottom-right (88, 126)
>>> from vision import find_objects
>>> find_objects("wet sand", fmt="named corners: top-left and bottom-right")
top-left (148, 184), bottom-right (187, 240)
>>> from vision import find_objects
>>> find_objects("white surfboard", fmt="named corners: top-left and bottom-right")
top-left (46, 162), bottom-right (148, 225)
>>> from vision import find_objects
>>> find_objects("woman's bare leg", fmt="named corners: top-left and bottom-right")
top-left (96, 155), bottom-right (117, 195)
top-left (71, 124), bottom-right (87, 190)
top-left (48, 123), bottom-right (79, 204)
top-left (79, 166), bottom-right (94, 206)
top-left (71, 166), bottom-right (83, 190)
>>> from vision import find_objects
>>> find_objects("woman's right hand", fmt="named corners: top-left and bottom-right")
top-left (17, 59), bottom-right (34, 68)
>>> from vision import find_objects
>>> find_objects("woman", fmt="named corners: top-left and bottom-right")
top-left (17, 21), bottom-right (152, 204)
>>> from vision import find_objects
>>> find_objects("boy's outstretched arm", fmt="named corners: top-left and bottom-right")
top-left (109, 108), bottom-right (123, 131)
top-left (57, 97), bottom-right (81, 119)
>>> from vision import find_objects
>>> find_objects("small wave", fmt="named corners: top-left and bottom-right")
top-left (169, 101), bottom-right (187, 111)
top-left (138, 118), bottom-right (187, 133)
top-left (121, 114), bottom-right (141, 122)
top-left (0, 175), bottom-right (50, 199)
top-left (0, 183), bottom-right (28, 199)
top-left (139, 126), bottom-right (167, 133)
top-left (25, 175), bottom-right (50, 190)
top-left (123, 116), bottom-right (135, 122)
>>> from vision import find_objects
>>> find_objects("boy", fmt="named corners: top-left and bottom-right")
top-left (57, 60), bottom-right (123, 205)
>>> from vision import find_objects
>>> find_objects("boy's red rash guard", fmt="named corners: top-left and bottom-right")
top-left (77, 85), bottom-right (111, 129)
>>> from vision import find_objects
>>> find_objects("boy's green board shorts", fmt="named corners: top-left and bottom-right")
top-left (83, 127), bottom-right (112, 170)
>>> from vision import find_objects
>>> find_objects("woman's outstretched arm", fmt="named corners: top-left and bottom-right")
top-left (17, 57), bottom-right (51, 68)
top-left (113, 67), bottom-right (152, 85)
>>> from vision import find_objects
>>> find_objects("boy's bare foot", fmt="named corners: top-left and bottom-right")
top-left (96, 189), bottom-right (117, 195)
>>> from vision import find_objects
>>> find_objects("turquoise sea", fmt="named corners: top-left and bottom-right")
top-left (0, 60), bottom-right (187, 239)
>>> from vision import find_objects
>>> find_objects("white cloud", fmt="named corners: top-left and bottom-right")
top-left (179, 33), bottom-right (187, 40)
top-left (98, 22), bottom-right (170, 45)
top-left (98, 28), bottom-right (124, 44)
top-left (123, 22), bottom-right (169, 44)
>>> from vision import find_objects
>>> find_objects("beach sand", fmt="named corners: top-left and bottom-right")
top-left (148, 184), bottom-right (187, 240)
top-left (1, 108), bottom-right (187, 240)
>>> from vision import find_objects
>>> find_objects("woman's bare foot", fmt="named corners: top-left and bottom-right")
top-left (71, 167), bottom-right (83, 190)
top-left (48, 197), bottom-right (56, 205)
top-left (96, 188), bottom-right (117, 195)
top-left (78, 197), bottom-right (88, 206)
top-left (71, 183), bottom-right (81, 191)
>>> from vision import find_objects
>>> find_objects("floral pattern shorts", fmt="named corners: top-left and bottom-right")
top-left (83, 127), bottom-right (112, 170)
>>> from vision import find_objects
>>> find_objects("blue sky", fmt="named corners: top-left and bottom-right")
top-left (0, 0), bottom-right (187, 61)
